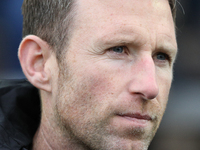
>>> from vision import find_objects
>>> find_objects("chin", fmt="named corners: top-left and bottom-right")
top-left (93, 134), bottom-right (152, 150)
top-left (113, 140), bottom-right (150, 150)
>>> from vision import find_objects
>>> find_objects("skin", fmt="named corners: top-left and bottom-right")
top-left (19, 0), bottom-right (177, 149)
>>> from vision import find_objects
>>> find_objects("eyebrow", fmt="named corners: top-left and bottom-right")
top-left (95, 30), bottom-right (147, 49)
top-left (157, 42), bottom-right (177, 53)
top-left (156, 33), bottom-right (178, 57)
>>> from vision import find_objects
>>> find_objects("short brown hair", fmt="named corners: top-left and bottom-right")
top-left (22, 0), bottom-right (176, 61)
top-left (22, 0), bottom-right (76, 62)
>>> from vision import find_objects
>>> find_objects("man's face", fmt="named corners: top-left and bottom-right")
top-left (54, 0), bottom-right (177, 149)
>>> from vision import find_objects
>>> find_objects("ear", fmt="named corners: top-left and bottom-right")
top-left (18, 35), bottom-right (52, 92)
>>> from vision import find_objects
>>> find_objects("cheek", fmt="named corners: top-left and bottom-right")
top-left (74, 60), bottom-right (121, 98)
top-left (76, 70), bottom-right (115, 107)
top-left (156, 70), bottom-right (172, 111)
top-left (56, 70), bottom-right (118, 138)
top-left (59, 68), bottom-right (115, 118)
top-left (159, 70), bottom-right (172, 95)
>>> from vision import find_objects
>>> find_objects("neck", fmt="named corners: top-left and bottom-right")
top-left (32, 105), bottom-right (66, 150)
top-left (32, 92), bottom-right (88, 150)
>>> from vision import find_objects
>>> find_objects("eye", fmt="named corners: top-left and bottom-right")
top-left (156, 52), bottom-right (170, 61)
top-left (110, 46), bottom-right (125, 53)
top-left (106, 46), bottom-right (129, 59)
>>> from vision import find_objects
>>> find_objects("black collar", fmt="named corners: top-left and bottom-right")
top-left (0, 79), bottom-right (40, 150)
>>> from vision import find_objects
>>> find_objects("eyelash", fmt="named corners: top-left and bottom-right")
top-left (154, 52), bottom-right (172, 63)
top-left (108, 46), bottom-right (129, 54)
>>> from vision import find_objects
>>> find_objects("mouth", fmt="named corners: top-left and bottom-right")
top-left (117, 113), bottom-right (153, 127)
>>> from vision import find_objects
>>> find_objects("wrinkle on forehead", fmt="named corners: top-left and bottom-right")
top-left (81, 0), bottom-right (171, 16)
top-left (76, 0), bottom-right (174, 29)
top-left (72, 0), bottom-right (176, 52)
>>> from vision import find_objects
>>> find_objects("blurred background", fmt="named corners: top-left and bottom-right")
top-left (0, 0), bottom-right (199, 149)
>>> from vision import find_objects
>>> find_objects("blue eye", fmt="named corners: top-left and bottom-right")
top-left (157, 53), bottom-right (169, 60)
top-left (111, 46), bottom-right (124, 53)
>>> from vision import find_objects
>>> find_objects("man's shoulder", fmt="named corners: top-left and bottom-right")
top-left (0, 79), bottom-right (41, 150)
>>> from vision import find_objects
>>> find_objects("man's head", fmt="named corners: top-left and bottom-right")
top-left (18, 0), bottom-right (178, 150)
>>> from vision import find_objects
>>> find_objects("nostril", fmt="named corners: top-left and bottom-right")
top-left (131, 82), bottom-right (159, 100)
top-left (144, 86), bottom-right (159, 100)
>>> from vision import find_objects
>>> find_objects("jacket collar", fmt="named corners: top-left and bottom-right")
top-left (0, 79), bottom-right (40, 150)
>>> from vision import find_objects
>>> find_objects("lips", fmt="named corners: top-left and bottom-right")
top-left (118, 113), bottom-right (152, 122)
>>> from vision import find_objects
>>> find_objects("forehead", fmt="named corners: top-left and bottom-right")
top-left (72, 0), bottom-right (176, 49)
top-left (75, 0), bottom-right (172, 22)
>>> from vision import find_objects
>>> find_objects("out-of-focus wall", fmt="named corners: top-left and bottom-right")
top-left (0, 0), bottom-right (199, 149)
top-left (0, 0), bottom-right (24, 78)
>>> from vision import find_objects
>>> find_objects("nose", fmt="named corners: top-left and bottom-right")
top-left (128, 57), bottom-right (159, 100)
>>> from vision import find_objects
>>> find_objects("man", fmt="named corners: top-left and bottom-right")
top-left (0, 0), bottom-right (177, 149)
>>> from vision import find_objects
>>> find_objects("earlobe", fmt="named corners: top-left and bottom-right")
top-left (18, 35), bottom-right (52, 92)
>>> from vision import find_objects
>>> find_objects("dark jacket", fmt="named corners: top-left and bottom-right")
top-left (0, 79), bottom-right (41, 150)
